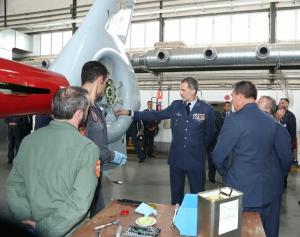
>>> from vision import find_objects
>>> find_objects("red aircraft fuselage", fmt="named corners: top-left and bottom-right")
top-left (0, 58), bottom-right (69, 117)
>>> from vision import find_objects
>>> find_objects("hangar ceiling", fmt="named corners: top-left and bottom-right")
top-left (0, 0), bottom-right (300, 33)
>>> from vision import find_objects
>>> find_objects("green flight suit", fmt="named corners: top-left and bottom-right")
top-left (5, 120), bottom-right (100, 237)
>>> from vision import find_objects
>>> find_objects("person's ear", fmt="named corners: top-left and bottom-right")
top-left (74, 109), bottom-right (83, 120)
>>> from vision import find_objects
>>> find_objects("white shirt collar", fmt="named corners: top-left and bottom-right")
top-left (186, 98), bottom-right (198, 111)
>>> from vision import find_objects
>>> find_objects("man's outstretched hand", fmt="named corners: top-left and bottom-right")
top-left (115, 108), bottom-right (130, 116)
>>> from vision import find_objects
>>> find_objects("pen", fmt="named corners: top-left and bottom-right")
top-left (171, 203), bottom-right (180, 227)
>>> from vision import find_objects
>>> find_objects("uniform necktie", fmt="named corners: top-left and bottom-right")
top-left (186, 102), bottom-right (191, 115)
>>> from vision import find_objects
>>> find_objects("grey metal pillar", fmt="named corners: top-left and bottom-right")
top-left (269, 2), bottom-right (277, 74)
top-left (4, 0), bottom-right (7, 27)
top-left (269, 2), bottom-right (276, 44)
top-left (71, 0), bottom-right (77, 34)
top-left (159, 0), bottom-right (164, 42)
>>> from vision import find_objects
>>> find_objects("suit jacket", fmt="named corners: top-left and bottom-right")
top-left (212, 103), bottom-right (288, 208)
top-left (86, 104), bottom-right (114, 164)
top-left (220, 111), bottom-right (232, 125)
top-left (270, 121), bottom-right (293, 197)
top-left (279, 110), bottom-right (297, 144)
top-left (142, 109), bottom-right (159, 132)
top-left (126, 120), bottom-right (142, 136)
top-left (134, 99), bottom-right (215, 170)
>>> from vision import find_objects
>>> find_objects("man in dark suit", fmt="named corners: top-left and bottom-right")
top-left (220, 101), bottom-right (232, 124)
top-left (213, 81), bottom-right (291, 237)
top-left (126, 120), bottom-right (146, 163)
top-left (257, 95), bottom-right (293, 237)
top-left (5, 116), bottom-right (27, 164)
top-left (206, 109), bottom-right (222, 183)
top-left (278, 98), bottom-right (297, 162)
top-left (143, 101), bottom-right (159, 158)
top-left (116, 77), bottom-right (215, 205)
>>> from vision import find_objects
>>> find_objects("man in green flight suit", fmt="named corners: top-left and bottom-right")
top-left (5, 86), bottom-right (100, 237)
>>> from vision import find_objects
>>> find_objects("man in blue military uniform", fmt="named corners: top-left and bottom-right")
top-left (81, 61), bottom-right (127, 216)
top-left (143, 101), bottom-right (159, 158)
top-left (257, 95), bottom-right (293, 237)
top-left (212, 81), bottom-right (291, 237)
top-left (126, 120), bottom-right (146, 163)
top-left (116, 77), bottom-right (215, 205)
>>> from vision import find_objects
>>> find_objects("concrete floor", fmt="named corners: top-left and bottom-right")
top-left (0, 144), bottom-right (300, 236)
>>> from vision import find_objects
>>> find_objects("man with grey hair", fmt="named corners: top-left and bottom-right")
top-left (6, 87), bottom-right (100, 237)
top-left (257, 95), bottom-right (277, 115)
top-left (257, 95), bottom-right (293, 237)
top-left (116, 76), bottom-right (215, 205)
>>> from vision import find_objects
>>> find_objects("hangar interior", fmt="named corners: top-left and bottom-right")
top-left (1, 0), bottom-right (300, 236)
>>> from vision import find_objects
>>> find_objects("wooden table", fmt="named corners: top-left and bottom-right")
top-left (71, 201), bottom-right (265, 237)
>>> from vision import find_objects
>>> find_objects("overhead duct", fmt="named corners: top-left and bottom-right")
top-left (130, 43), bottom-right (300, 73)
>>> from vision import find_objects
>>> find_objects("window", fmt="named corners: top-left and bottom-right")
top-left (145, 21), bottom-right (159, 48)
top-left (249, 12), bottom-right (268, 42)
top-left (164, 19), bottom-right (180, 42)
top-left (63, 31), bottom-right (72, 46)
top-left (51, 32), bottom-right (62, 54)
top-left (180, 18), bottom-right (196, 45)
top-left (213, 15), bottom-right (231, 44)
top-left (131, 23), bottom-right (145, 48)
top-left (277, 10), bottom-right (296, 41)
top-left (196, 17), bottom-right (213, 45)
top-left (232, 14), bottom-right (249, 43)
top-left (41, 33), bottom-right (51, 55)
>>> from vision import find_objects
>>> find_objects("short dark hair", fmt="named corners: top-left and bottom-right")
top-left (280, 98), bottom-right (289, 104)
top-left (81, 61), bottom-right (108, 85)
top-left (181, 77), bottom-right (198, 93)
top-left (52, 86), bottom-right (89, 119)
top-left (233, 81), bottom-right (257, 100)
top-left (224, 101), bottom-right (231, 105)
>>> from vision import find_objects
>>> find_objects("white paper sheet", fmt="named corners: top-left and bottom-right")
top-left (218, 199), bottom-right (239, 235)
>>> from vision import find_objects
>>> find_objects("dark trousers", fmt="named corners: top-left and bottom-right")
top-left (7, 126), bottom-right (23, 162)
top-left (207, 151), bottom-right (216, 182)
top-left (143, 130), bottom-right (155, 156)
top-left (90, 177), bottom-right (105, 217)
top-left (170, 166), bottom-right (206, 205)
top-left (244, 196), bottom-right (281, 237)
top-left (126, 132), bottom-right (145, 161)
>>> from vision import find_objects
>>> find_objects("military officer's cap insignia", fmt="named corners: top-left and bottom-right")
top-left (91, 110), bottom-right (98, 122)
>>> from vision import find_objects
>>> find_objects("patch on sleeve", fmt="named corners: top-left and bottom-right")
top-left (95, 160), bottom-right (101, 178)
top-left (91, 110), bottom-right (99, 122)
